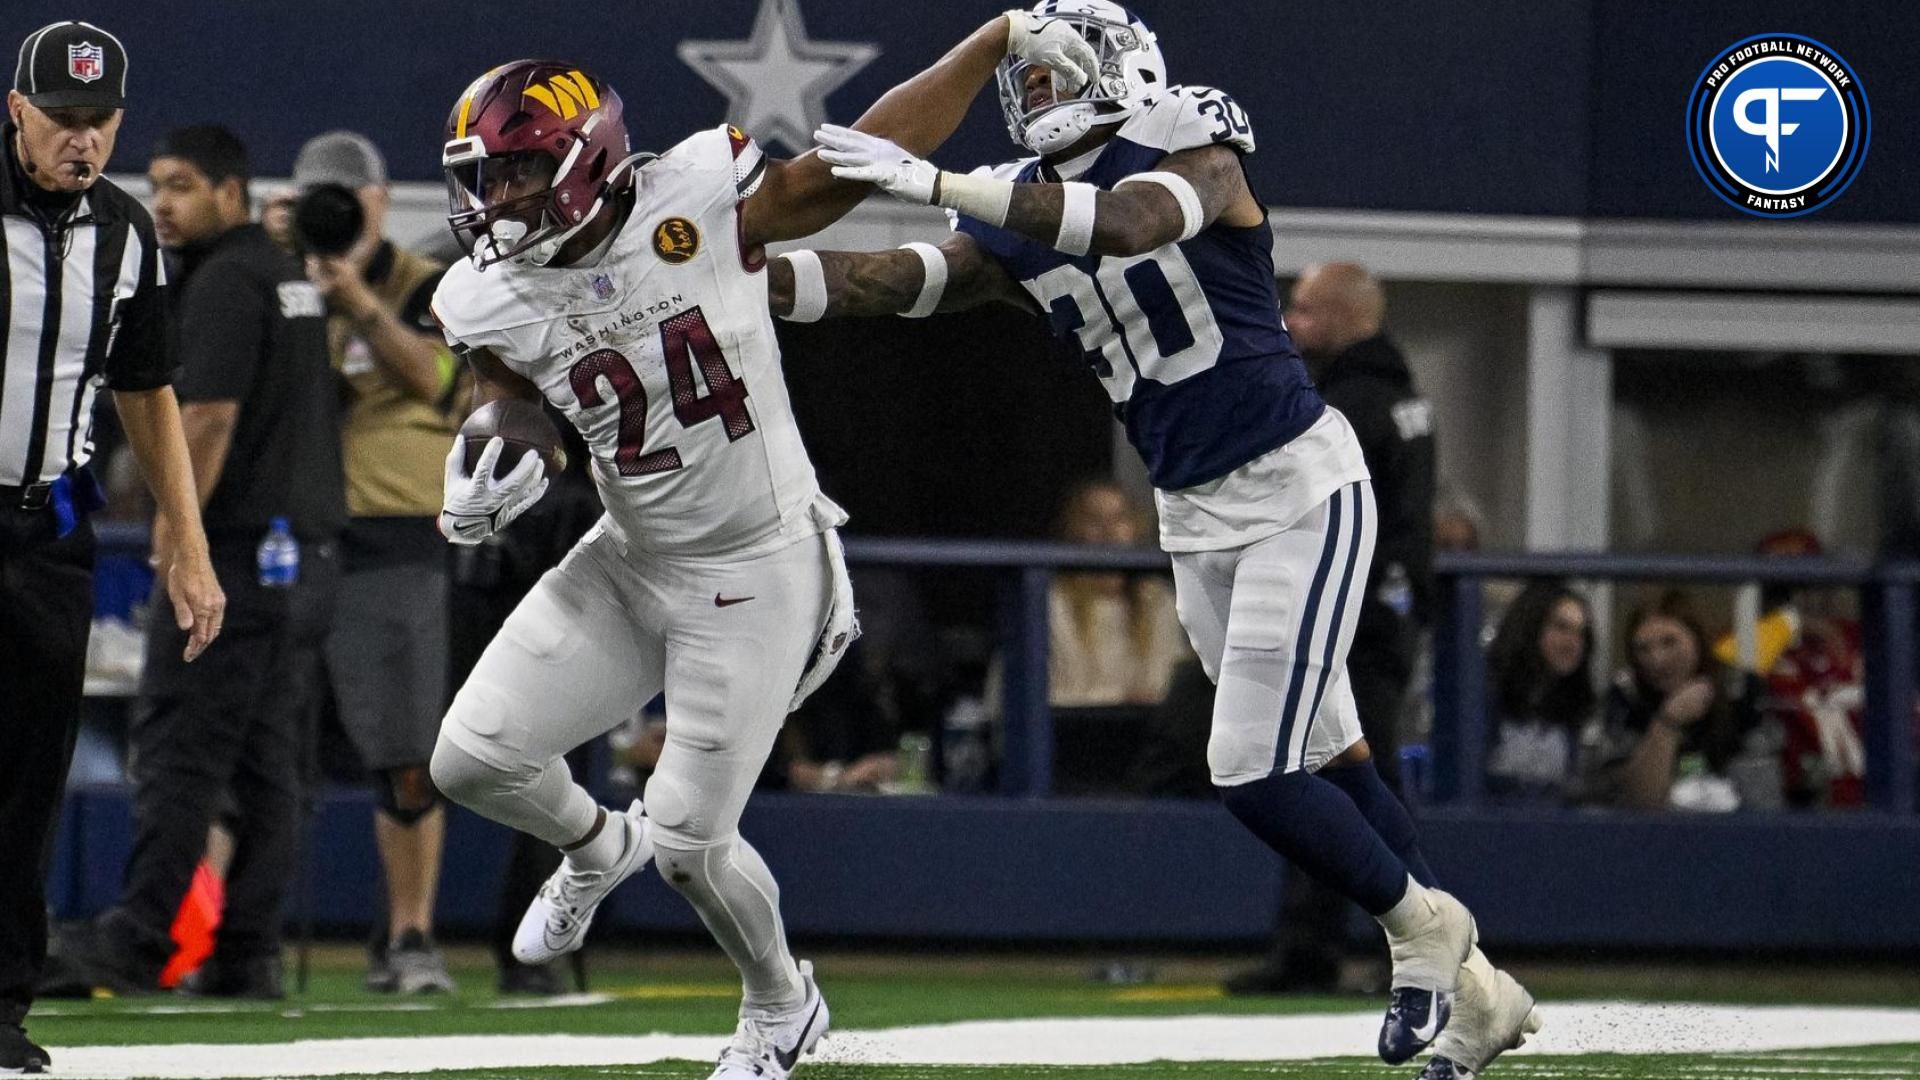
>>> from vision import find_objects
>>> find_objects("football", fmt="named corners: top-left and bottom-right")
top-left (459, 398), bottom-right (567, 480)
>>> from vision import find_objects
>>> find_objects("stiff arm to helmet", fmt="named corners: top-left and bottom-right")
top-left (997, 1), bottom-right (1169, 156)
top-left (732, 10), bottom-right (1094, 252)
top-left (774, 136), bottom-right (1259, 325)
top-left (814, 85), bottom-right (1261, 263)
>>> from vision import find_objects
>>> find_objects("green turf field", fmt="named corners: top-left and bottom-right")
top-left (26, 947), bottom-right (1920, 1080)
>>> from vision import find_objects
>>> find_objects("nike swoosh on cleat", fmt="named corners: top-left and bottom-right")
top-left (773, 1000), bottom-right (822, 1072)
top-left (1412, 1007), bottom-right (1442, 1042)
top-left (715, 593), bottom-right (756, 607)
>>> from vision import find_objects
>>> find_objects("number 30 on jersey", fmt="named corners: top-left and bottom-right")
top-left (1028, 246), bottom-right (1225, 405)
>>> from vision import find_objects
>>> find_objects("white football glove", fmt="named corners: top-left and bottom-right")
top-left (1004, 9), bottom-right (1098, 94)
top-left (439, 436), bottom-right (549, 546)
top-left (814, 125), bottom-right (940, 204)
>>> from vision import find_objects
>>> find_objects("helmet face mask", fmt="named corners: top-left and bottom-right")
top-left (442, 61), bottom-right (628, 269)
top-left (997, 3), bottom-right (1166, 156)
top-left (445, 147), bottom-right (565, 267)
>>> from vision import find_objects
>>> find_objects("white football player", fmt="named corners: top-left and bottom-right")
top-left (771, 3), bottom-right (1540, 1076)
top-left (425, 20), bottom-right (1097, 1080)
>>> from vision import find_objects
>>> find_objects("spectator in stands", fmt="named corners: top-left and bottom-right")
top-left (1588, 591), bottom-right (1771, 811)
top-left (782, 642), bottom-right (902, 793)
top-left (295, 131), bottom-right (462, 995)
top-left (1715, 530), bottom-right (1864, 808)
top-left (1047, 480), bottom-right (1188, 706)
top-left (1433, 486), bottom-right (1482, 555)
top-left (1483, 582), bottom-right (1597, 803)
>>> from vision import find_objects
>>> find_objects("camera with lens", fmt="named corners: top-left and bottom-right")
top-left (291, 182), bottom-right (365, 257)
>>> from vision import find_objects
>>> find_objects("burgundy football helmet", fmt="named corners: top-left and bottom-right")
top-left (443, 60), bottom-right (631, 268)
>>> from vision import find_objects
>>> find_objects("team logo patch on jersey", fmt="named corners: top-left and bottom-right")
top-left (653, 217), bottom-right (701, 264)
top-left (68, 42), bottom-right (105, 83)
top-left (1686, 34), bottom-right (1870, 218)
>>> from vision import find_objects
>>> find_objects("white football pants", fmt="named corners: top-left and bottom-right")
top-left (1171, 481), bottom-right (1377, 785)
top-left (432, 521), bottom-right (836, 1009)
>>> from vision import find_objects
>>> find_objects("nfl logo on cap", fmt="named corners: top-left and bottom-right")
top-left (67, 42), bottom-right (104, 83)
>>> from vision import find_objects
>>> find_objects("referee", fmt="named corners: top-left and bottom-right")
top-left (0, 20), bottom-right (223, 1072)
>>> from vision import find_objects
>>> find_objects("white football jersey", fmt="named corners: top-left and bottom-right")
top-left (434, 125), bottom-right (844, 557)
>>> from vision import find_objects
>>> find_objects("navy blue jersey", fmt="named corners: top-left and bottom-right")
top-left (955, 86), bottom-right (1324, 491)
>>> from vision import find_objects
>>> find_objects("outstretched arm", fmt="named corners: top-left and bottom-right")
top-left (740, 12), bottom-right (1094, 247)
top-left (768, 232), bottom-right (1031, 319)
top-left (984, 143), bottom-right (1264, 255)
top-left (817, 134), bottom-right (1267, 259)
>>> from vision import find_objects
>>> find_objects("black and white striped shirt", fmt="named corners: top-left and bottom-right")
top-left (0, 126), bottom-right (172, 488)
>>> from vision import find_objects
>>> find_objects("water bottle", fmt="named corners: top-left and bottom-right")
top-left (1379, 562), bottom-right (1413, 618)
top-left (940, 695), bottom-right (991, 793)
top-left (257, 516), bottom-right (300, 588)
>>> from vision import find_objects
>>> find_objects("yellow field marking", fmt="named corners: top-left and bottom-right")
top-left (1108, 985), bottom-right (1229, 1002)
top-left (606, 983), bottom-right (740, 1001)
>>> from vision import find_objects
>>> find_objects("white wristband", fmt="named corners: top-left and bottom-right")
top-left (1117, 170), bottom-right (1205, 241)
top-left (780, 250), bottom-right (828, 323)
top-left (899, 242), bottom-right (947, 319)
top-left (934, 170), bottom-right (1014, 227)
top-left (1055, 182), bottom-right (1098, 256)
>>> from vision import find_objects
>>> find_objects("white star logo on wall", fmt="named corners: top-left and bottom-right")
top-left (678, 0), bottom-right (880, 155)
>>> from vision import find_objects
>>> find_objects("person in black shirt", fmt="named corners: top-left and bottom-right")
top-left (1, 22), bottom-right (223, 1072)
top-left (1229, 262), bottom-right (1438, 995)
top-left (1291, 263), bottom-right (1437, 776)
top-left (46, 125), bottom-right (342, 1000)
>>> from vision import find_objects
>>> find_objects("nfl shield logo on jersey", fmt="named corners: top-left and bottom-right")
top-left (68, 42), bottom-right (105, 83)
top-left (591, 273), bottom-right (615, 301)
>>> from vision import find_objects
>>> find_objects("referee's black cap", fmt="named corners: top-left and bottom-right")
top-left (14, 21), bottom-right (127, 110)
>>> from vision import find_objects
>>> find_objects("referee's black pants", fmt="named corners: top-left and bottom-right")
top-left (95, 539), bottom-right (336, 981)
top-left (0, 510), bottom-right (94, 1026)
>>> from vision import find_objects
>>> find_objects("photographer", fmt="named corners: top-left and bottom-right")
top-left (292, 131), bottom-right (462, 994)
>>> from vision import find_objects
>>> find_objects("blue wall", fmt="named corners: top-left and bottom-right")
top-left (51, 789), bottom-right (1920, 950)
top-left (14, 1), bottom-right (1915, 221)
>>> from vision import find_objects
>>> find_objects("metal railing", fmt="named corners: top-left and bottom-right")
top-left (94, 524), bottom-right (1916, 810)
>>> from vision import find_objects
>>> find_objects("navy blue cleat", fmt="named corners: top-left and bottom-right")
top-left (1380, 986), bottom-right (1452, 1064)
top-left (1378, 887), bottom-right (1476, 1064)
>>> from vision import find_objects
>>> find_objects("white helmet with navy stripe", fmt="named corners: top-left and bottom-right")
top-left (997, 0), bottom-right (1167, 156)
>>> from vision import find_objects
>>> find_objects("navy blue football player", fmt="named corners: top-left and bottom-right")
top-left (770, 3), bottom-right (1539, 1075)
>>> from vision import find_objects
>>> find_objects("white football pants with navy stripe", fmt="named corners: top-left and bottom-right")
top-left (1172, 481), bottom-right (1378, 785)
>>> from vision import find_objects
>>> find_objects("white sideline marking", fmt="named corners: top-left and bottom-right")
top-left (50, 1003), bottom-right (1920, 1078)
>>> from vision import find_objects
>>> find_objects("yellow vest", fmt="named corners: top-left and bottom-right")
top-left (330, 244), bottom-right (456, 518)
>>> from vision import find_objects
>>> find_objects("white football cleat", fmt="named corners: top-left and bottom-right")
top-left (1379, 887), bottom-right (1477, 1064)
top-left (512, 801), bottom-right (651, 965)
top-left (710, 961), bottom-right (830, 1079)
top-left (1418, 946), bottom-right (1543, 1079)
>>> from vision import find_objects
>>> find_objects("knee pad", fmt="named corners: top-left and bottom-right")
top-left (375, 765), bottom-right (441, 826)
top-left (1208, 667), bottom-right (1292, 786)
top-left (430, 736), bottom-right (522, 808)
top-left (642, 770), bottom-right (710, 852)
